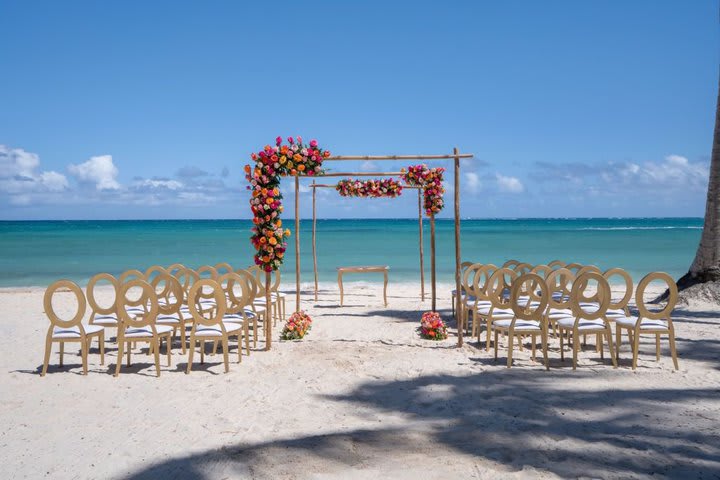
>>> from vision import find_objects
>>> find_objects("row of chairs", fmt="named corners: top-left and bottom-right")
top-left (454, 260), bottom-right (679, 370)
top-left (41, 263), bottom-right (288, 376)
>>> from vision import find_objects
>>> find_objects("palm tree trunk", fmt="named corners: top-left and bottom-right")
top-left (673, 75), bottom-right (720, 295)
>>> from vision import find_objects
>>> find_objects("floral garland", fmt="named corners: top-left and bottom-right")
top-left (401, 164), bottom-right (445, 216)
top-left (245, 136), bottom-right (331, 272)
top-left (419, 311), bottom-right (448, 340)
top-left (280, 310), bottom-right (313, 340)
top-left (336, 178), bottom-right (403, 198)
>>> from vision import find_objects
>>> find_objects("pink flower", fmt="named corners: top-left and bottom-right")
top-left (276, 136), bottom-right (282, 146)
top-left (287, 136), bottom-right (294, 144)
top-left (296, 136), bottom-right (302, 144)
top-left (309, 139), bottom-right (318, 148)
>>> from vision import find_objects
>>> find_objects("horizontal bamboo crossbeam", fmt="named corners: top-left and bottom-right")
top-left (309, 184), bottom-right (421, 189)
top-left (318, 172), bottom-right (404, 177)
top-left (325, 154), bottom-right (474, 161)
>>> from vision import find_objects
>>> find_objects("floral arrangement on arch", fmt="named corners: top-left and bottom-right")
top-left (401, 164), bottom-right (445, 216)
top-left (336, 178), bottom-right (403, 198)
top-left (419, 311), bottom-right (448, 340)
top-left (245, 136), bottom-right (331, 272)
top-left (280, 310), bottom-right (313, 340)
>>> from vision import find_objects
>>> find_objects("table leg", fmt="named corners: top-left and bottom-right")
top-left (338, 271), bottom-right (344, 306)
top-left (383, 271), bottom-right (388, 307)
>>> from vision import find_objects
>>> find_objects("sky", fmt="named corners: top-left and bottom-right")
top-left (0, 0), bottom-right (718, 220)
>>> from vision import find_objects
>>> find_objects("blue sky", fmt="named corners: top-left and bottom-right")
top-left (0, 0), bottom-right (717, 220)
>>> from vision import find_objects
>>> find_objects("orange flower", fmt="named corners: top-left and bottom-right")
top-left (244, 165), bottom-right (250, 174)
top-left (298, 164), bottom-right (306, 171)
top-left (269, 237), bottom-right (277, 246)
top-left (259, 237), bottom-right (267, 244)
top-left (284, 228), bottom-right (291, 237)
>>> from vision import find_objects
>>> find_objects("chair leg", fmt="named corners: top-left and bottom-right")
top-left (559, 330), bottom-right (565, 362)
top-left (181, 324), bottom-right (187, 355)
top-left (632, 330), bottom-right (640, 370)
top-left (485, 318), bottom-right (492, 351)
top-left (542, 330), bottom-right (549, 370)
top-left (59, 342), bottom-right (64, 367)
top-left (531, 334), bottom-right (536, 361)
top-left (493, 330), bottom-right (499, 360)
top-left (127, 342), bottom-right (131, 367)
top-left (222, 337), bottom-right (230, 373)
top-left (186, 335), bottom-right (195, 374)
top-left (607, 328), bottom-right (617, 368)
top-left (599, 335), bottom-right (604, 360)
top-left (115, 338), bottom-right (124, 377)
top-left (655, 334), bottom-right (661, 361)
top-left (507, 332), bottom-right (514, 369)
top-left (572, 332), bottom-right (579, 370)
top-left (669, 329), bottom-right (679, 370)
top-left (615, 325), bottom-right (621, 364)
top-left (41, 336), bottom-right (52, 377)
top-left (166, 334), bottom-right (172, 366)
top-left (253, 318), bottom-right (258, 348)
top-left (244, 321), bottom-right (250, 356)
top-left (153, 338), bottom-right (161, 377)
top-left (200, 340), bottom-right (205, 364)
top-left (99, 332), bottom-right (105, 365)
top-left (80, 338), bottom-right (88, 375)
top-left (237, 334), bottom-right (242, 363)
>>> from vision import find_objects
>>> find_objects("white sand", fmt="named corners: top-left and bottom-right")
top-left (1, 281), bottom-right (719, 479)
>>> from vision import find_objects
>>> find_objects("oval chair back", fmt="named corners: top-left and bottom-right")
top-left (151, 272), bottom-right (184, 316)
top-left (218, 272), bottom-right (253, 314)
top-left (119, 269), bottom-right (146, 284)
top-left (45, 280), bottom-right (87, 330)
top-left (547, 259), bottom-right (566, 269)
top-left (215, 262), bottom-right (234, 276)
top-left (511, 273), bottom-right (549, 321)
top-left (187, 279), bottom-right (226, 327)
top-left (86, 273), bottom-right (119, 324)
top-left (565, 263), bottom-right (583, 274)
top-left (513, 262), bottom-right (533, 276)
top-left (502, 259), bottom-right (520, 269)
top-left (530, 264), bottom-right (552, 279)
top-left (570, 272), bottom-right (610, 320)
top-left (117, 280), bottom-right (159, 329)
top-left (603, 267), bottom-right (633, 315)
top-left (174, 267), bottom-right (199, 295)
top-left (144, 265), bottom-right (168, 284)
top-left (166, 263), bottom-right (186, 276)
top-left (487, 268), bottom-right (517, 309)
top-left (197, 265), bottom-right (219, 280)
top-left (468, 264), bottom-right (496, 304)
top-left (636, 272), bottom-right (677, 321)
top-left (546, 268), bottom-right (575, 311)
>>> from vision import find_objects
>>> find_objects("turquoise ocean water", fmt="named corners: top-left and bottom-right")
top-left (0, 218), bottom-right (702, 288)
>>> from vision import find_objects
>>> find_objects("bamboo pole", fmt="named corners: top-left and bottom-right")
top-left (295, 176), bottom-right (301, 313)
top-left (326, 154), bottom-right (474, 161)
top-left (309, 184), bottom-right (422, 189)
top-left (312, 182), bottom-right (318, 302)
top-left (418, 188), bottom-right (425, 301)
top-left (454, 147), bottom-right (463, 348)
top-left (265, 271), bottom-right (272, 350)
top-left (430, 213), bottom-right (436, 311)
top-left (318, 172), bottom-right (404, 177)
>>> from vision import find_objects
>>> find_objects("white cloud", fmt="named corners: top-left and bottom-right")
top-left (360, 161), bottom-right (378, 172)
top-left (465, 172), bottom-right (481, 193)
top-left (0, 145), bottom-right (69, 196)
top-left (68, 155), bottom-right (120, 190)
top-left (496, 174), bottom-right (524, 193)
top-left (134, 179), bottom-right (183, 190)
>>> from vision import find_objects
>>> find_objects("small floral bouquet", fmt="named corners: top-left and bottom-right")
top-left (245, 136), bottom-right (331, 272)
top-left (280, 310), bottom-right (313, 340)
top-left (401, 164), bottom-right (445, 216)
top-left (336, 178), bottom-right (403, 198)
top-left (419, 311), bottom-right (448, 340)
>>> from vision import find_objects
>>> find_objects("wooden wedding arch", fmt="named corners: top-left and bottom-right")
top-left (262, 148), bottom-right (475, 350)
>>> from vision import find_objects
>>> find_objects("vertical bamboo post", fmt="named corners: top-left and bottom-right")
top-left (418, 188), bottom-right (425, 301)
top-left (430, 213), bottom-right (436, 311)
top-left (265, 271), bottom-right (272, 350)
top-left (454, 147), bottom-right (463, 347)
top-left (312, 183), bottom-right (318, 302)
top-left (295, 176), bottom-right (301, 312)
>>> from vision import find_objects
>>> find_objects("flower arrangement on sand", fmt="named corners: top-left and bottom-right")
top-left (280, 310), bottom-right (313, 340)
top-left (336, 178), bottom-right (403, 198)
top-left (419, 311), bottom-right (448, 340)
top-left (401, 164), bottom-right (445, 216)
top-left (245, 136), bottom-right (331, 272)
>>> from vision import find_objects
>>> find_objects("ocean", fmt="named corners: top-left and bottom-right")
top-left (0, 218), bottom-right (702, 288)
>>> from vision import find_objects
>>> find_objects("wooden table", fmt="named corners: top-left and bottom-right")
top-left (337, 265), bottom-right (389, 307)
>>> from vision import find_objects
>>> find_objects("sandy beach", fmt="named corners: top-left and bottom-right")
top-left (0, 281), bottom-right (718, 479)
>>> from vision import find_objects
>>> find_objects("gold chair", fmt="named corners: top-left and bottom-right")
top-left (151, 271), bottom-right (187, 353)
top-left (215, 262), bottom-right (234, 276)
top-left (233, 268), bottom-right (265, 348)
top-left (167, 263), bottom-right (186, 276)
top-left (544, 268), bottom-right (575, 337)
top-left (547, 259), bottom-right (566, 269)
top-left (119, 269), bottom-right (145, 284)
top-left (476, 268), bottom-right (518, 351)
top-left (87, 273), bottom-right (120, 336)
top-left (615, 272), bottom-right (679, 370)
top-left (217, 272), bottom-right (254, 356)
top-left (197, 265), bottom-right (219, 280)
top-left (492, 273), bottom-right (550, 369)
top-left (114, 279), bottom-right (173, 377)
top-left (41, 280), bottom-right (105, 376)
top-left (186, 279), bottom-right (242, 373)
top-left (451, 261), bottom-right (473, 319)
top-left (248, 265), bottom-right (280, 325)
top-left (603, 267), bottom-right (633, 319)
top-left (502, 259), bottom-right (520, 269)
top-left (462, 264), bottom-right (494, 337)
top-left (556, 272), bottom-right (617, 370)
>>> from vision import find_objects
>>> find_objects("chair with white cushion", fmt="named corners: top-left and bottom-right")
top-left (114, 279), bottom-right (172, 377)
top-left (451, 261), bottom-right (473, 319)
top-left (603, 267), bottom-right (633, 319)
top-left (248, 265), bottom-right (281, 326)
top-left (544, 268), bottom-right (575, 337)
top-left (556, 272), bottom-right (617, 370)
top-left (41, 280), bottom-right (105, 376)
top-left (615, 272), bottom-right (679, 370)
top-left (151, 271), bottom-right (187, 353)
top-left (477, 267), bottom-right (518, 351)
top-left (217, 272), bottom-right (255, 356)
top-left (186, 279), bottom-right (243, 373)
top-left (492, 273), bottom-right (550, 369)
top-left (234, 268), bottom-right (265, 348)
top-left (461, 263), bottom-right (494, 339)
top-left (87, 273), bottom-right (120, 337)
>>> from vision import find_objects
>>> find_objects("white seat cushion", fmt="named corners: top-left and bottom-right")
top-left (156, 314), bottom-right (182, 325)
top-left (615, 316), bottom-right (668, 330)
top-left (52, 324), bottom-right (104, 339)
top-left (476, 306), bottom-right (514, 317)
top-left (222, 310), bottom-right (257, 323)
top-left (272, 292), bottom-right (286, 299)
top-left (605, 308), bottom-right (627, 318)
top-left (493, 319), bottom-right (541, 330)
top-left (92, 315), bottom-right (118, 326)
top-left (194, 324), bottom-right (242, 337)
top-left (556, 317), bottom-right (607, 331)
top-left (123, 325), bottom-right (174, 338)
